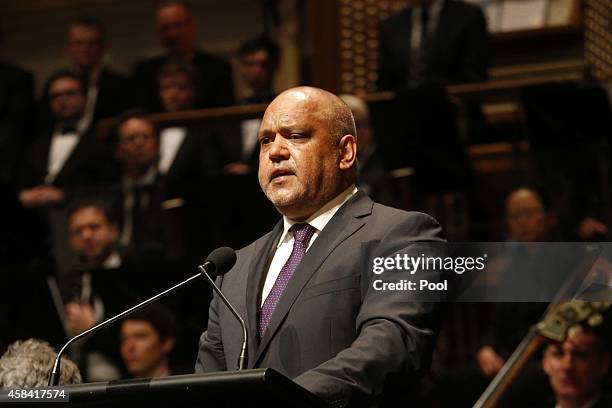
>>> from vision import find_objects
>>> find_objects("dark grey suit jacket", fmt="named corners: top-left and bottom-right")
top-left (195, 191), bottom-right (444, 406)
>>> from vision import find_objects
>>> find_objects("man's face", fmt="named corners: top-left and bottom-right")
top-left (506, 188), bottom-right (555, 242)
top-left (155, 4), bottom-right (197, 56)
top-left (258, 89), bottom-right (355, 221)
top-left (120, 320), bottom-right (173, 378)
top-left (49, 77), bottom-right (85, 122)
top-left (67, 25), bottom-right (106, 70)
top-left (159, 73), bottom-right (195, 112)
top-left (543, 331), bottom-right (609, 405)
top-left (115, 118), bottom-right (158, 168)
top-left (239, 49), bottom-right (274, 92)
top-left (69, 206), bottom-right (118, 264)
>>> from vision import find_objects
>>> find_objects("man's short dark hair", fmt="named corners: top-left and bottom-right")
top-left (66, 198), bottom-right (118, 227)
top-left (506, 184), bottom-right (554, 213)
top-left (124, 304), bottom-right (177, 340)
top-left (109, 109), bottom-right (157, 148)
top-left (43, 69), bottom-right (85, 102)
top-left (238, 36), bottom-right (280, 67)
top-left (69, 16), bottom-right (107, 44)
top-left (156, 0), bottom-right (194, 13)
top-left (157, 59), bottom-right (201, 91)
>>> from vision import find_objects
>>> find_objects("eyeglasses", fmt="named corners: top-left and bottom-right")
top-left (119, 133), bottom-right (157, 144)
top-left (49, 89), bottom-right (82, 99)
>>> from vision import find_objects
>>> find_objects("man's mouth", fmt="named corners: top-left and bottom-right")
top-left (270, 169), bottom-right (294, 181)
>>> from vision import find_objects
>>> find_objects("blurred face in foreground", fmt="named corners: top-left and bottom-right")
top-left (120, 320), bottom-right (174, 378)
top-left (257, 87), bottom-right (357, 221)
top-left (543, 330), bottom-right (609, 407)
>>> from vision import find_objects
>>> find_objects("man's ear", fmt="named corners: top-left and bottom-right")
top-left (338, 134), bottom-right (357, 171)
top-left (161, 337), bottom-right (175, 355)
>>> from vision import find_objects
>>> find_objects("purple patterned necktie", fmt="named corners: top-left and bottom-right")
top-left (258, 223), bottom-right (316, 337)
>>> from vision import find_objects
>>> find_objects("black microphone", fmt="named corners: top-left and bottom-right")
top-left (197, 248), bottom-right (248, 370)
top-left (48, 247), bottom-right (236, 386)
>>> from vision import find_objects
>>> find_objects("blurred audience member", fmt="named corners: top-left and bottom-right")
top-left (65, 17), bottom-right (129, 127)
top-left (0, 339), bottom-right (81, 387)
top-left (18, 70), bottom-right (118, 209)
top-left (0, 24), bottom-right (35, 184)
top-left (111, 111), bottom-right (185, 260)
top-left (224, 37), bottom-right (280, 176)
top-left (378, 0), bottom-right (489, 90)
top-left (157, 60), bottom-right (227, 193)
top-left (120, 304), bottom-right (177, 378)
top-left (542, 322), bottom-right (611, 408)
top-left (506, 186), bottom-right (558, 242)
top-left (132, 0), bottom-right (234, 112)
top-left (340, 94), bottom-right (396, 206)
top-left (237, 36), bottom-right (279, 104)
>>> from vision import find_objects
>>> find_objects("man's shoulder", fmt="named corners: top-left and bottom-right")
top-left (192, 51), bottom-right (232, 75)
top-left (371, 203), bottom-right (443, 235)
top-left (380, 7), bottom-right (411, 31)
top-left (132, 55), bottom-right (166, 73)
top-left (445, 0), bottom-right (485, 19)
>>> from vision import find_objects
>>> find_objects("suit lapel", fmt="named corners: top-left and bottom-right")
top-left (245, 220), bottom-right (283, 368)
top-left (252, 191), bottom-right (373, 366)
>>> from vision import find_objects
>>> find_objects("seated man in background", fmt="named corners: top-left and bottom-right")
top-left (542, 321), bottom-right (610, 408)
top-left (110, 111), bottom-right (186, 261)
top-left (225, 36), bottom-right (281, 176)
top-left (62, 200), bottom-right (138, 381)
top-left (64, 16), bottom-right (129, 127)
top-left (132, 0), bottom-right (234, 112)
top-left (19, 70), bottom-right (118, 208)
top-left (0, 338), bottom-right (81, 387)
top-left (156, 59), bottom-right (230, 197)
top-left (120, 304), bottom-right (178, 378)
top-left (340, 94), bottom-right (396, 207)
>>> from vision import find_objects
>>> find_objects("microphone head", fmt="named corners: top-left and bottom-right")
top-left (202, 246), bottom-right (236, 277)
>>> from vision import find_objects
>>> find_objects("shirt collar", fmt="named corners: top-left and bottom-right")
top-left (123, 165), bottom-right (157, 189)
top-left (277, 185), bottom-right (358, 248)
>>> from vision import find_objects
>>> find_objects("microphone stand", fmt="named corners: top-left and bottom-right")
top-left (49, 272), bottom-right (204, 386)
top-left (198, 265), bottom-right (248, 370)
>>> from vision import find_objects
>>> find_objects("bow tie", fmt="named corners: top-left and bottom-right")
top-left (59, 125), bottom-right (77, 134)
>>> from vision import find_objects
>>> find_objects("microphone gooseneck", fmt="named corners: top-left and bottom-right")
top-left (48, 247), bottom-right (237, 386)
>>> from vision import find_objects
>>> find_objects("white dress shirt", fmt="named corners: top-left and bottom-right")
top-left (158, 127), bottom-right (187, 175)
top-left (260, 185), bottom-right (358, 306)
top-left (46, 129), bottom-right (79, 184)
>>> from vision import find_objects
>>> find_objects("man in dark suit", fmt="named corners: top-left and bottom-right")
top-left (132, 0), bottom-right (234, 112)
top-left (378, 0), bottom-right (489, 90)
top-left (195, 86), bottom-right (444, 406)
top-left (65, 17), bottom-right (130, 126)
top-left (0, 25), bottom-right (35, 184)
top-left (18, 71), bottom-right (118, 209)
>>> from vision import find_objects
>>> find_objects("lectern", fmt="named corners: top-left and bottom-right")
top-left (28, 369), bottom-right (328, 407)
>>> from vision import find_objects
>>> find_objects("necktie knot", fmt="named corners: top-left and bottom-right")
top-left (291, 223), bottom-right (316, 245)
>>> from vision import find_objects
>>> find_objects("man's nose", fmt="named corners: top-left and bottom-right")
top-left (268, 135), bottom-right (289, 161)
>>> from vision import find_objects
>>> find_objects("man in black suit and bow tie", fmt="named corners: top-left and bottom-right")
top-left (195, 86), bottom-right (444, 407)
top-left (18, 70), bottom-right (118, 208)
